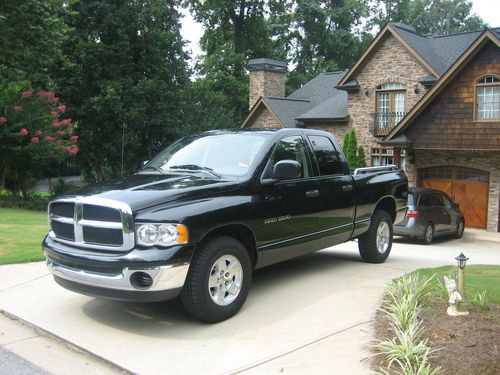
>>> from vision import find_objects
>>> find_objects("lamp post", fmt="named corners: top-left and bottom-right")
top-left (455, 252), bottom-right (469, 313)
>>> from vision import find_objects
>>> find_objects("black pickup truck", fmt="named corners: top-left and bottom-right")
top-left (44, 128), bottom-right (408, 322)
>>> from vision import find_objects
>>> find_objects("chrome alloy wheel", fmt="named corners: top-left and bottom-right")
top-left (208, 255), bottom-right (243, 306)
top-left (457, 220), bottom-right (464, 237)
top-left (376, 221), bottom-right (390, 254)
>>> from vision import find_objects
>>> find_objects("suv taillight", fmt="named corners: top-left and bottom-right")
top-left (406, 210), bottom-right (419, 219)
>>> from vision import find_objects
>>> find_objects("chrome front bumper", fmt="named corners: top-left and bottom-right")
top-left (47, 260), bottom-right (189, 292)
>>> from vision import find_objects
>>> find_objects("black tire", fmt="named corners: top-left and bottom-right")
top-left (455, 218), bottom-right (465, 239)
top-left (358, 210), bottom-right (393, 263)
top-left (181, 236), bottom-right (252, 323)
top-left (422, 223), bottom-right (434, 245)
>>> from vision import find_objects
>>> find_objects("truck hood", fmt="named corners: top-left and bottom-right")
top-left (69, 173), bottom-right (241, 211)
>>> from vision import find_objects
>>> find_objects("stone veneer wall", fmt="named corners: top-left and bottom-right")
top-left (248, 105), bottom-right (281, 128)
top-left (406, 150), bottom-right (500, 232)
top-left (249, 70), bottom-right (286, 110)
top-left (346, 34), bottom-right (430, 164)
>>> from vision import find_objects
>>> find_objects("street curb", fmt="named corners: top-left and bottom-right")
top-left (0, 309), bottom-right (135, 375)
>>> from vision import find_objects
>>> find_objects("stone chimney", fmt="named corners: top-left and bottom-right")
top-left (247, 58), bottom-right (287, 110)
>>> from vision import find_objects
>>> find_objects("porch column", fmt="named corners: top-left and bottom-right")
top-left (393, 147), bottom-right (401, 168)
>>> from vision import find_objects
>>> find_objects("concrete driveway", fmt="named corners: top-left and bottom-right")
top-left (0, 229), bottom-right (499, 375)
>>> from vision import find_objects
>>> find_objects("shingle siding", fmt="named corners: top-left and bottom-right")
top-left (407, 42), bottom-right (500, 150)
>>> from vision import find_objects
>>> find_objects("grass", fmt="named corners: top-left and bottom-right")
top-left (0, 208), bottom-right (47, 265)
top-left (414, 265), bottom-right (500, 304)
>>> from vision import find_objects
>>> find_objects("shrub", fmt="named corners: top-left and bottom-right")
top-left (342, 129), bottom-right (367, 168)
top-left (0, 83), bottom-right (79, 196)
top-left (51, 177), bottom-right (78, 198)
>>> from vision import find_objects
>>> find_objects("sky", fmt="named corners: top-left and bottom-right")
top-left (180, 0), bottom-right (500, 61)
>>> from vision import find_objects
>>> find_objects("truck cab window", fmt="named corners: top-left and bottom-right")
top-left (266, 136), bottom-right (312, 178)
top-left (308, 135), bottom-right (343, 175)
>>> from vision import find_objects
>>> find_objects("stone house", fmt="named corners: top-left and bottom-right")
top-left (241, 24), bottom-right (500, 232)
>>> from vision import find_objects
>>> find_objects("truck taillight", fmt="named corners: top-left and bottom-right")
top-left (406, 210), bottom-right (419, 219)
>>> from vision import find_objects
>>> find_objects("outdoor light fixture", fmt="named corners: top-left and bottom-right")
top-left (413, 84), bottom-right (420, 94)
top-left (455, 252), bottom-right (469, 314)
top-left (364, 89), bottom-right (369, 96)
top-left (455, 252), bottom-right (469, 269)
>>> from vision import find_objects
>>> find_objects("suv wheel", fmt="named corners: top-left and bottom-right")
top-left (455, 219), bottom-right (465, 239)
top-left (181, 236), bottom-right (252, 322)
top-left (422, 223), bottom-right (434, 245)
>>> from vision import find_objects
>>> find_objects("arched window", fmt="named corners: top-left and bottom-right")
top-left (476, 75), bottom-right (500, 120)
top-left (375, 83), bottom-right (406, 135)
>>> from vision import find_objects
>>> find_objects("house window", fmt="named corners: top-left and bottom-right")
top-left (371, 148), bottom-right (405, 168)
top-left (375, 83), bottom-right (406, 134)
top-left (476, 75), bottom-right (500, 120)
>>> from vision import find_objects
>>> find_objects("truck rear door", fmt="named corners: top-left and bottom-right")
top-left (307, 135), bottom-right (355, 245)
top-left (256, 134), bottom-right (321, 247)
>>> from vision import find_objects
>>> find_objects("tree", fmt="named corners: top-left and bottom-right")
top-left (287, 0), bottom-right (373, 91)
top-left (187, 0), bottom-right (281, 125)
top-left (371, 0), bottom-right (486, 34)
top-left (0, 0), bottom-right (69, 86)
top-left (342, 129), bottom-right (366, 168)
top-left (356, 145), bottom-right (367, 168)
top-left (0, 84), bottom-right (78, 196)
top-left (56, 0), bottom-right (188, 181)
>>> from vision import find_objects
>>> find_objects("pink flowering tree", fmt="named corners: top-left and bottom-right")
top-left (0, 83), bottom-right (79, 197)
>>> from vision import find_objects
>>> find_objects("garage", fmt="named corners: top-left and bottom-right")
top-left (418, 166), bottom-right (489, 229)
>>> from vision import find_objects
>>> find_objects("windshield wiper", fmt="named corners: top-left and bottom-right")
top-left (139, 165), bottom-right (164, 174)
top-left (169, 164), bottom-right (223, 179)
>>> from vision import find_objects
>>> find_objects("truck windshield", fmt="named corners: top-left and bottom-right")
top-left (141, 133), bottom-right (269, 178)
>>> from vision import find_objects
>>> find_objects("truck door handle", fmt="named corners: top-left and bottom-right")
top-left (305, 190), bottom-right (320, 198)
top-left (342, 184), bottom-right (353, 192)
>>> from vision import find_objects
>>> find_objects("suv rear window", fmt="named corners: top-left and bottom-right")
top-left (418, 194), bottom-right (432, 207)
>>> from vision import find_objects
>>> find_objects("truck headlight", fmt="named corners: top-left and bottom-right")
top-left (135, 223), bottom-right (189, 247)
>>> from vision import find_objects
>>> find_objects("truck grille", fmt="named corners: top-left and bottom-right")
top-left (48, 197), bottom-right (134, 252)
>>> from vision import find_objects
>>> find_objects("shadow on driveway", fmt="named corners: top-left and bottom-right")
top-left (81, 248), bottom-right (366, 338)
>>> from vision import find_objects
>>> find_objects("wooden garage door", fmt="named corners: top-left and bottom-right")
top-left (419, 167), bottom-right (489, 229)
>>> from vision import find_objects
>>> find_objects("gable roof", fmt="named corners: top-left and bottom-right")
top-left (241, 70), bottom-right (348, 128)
top-left (338, 23), bottom-right (487, 87)
top-left (383, 29), bottom-right (500, 142)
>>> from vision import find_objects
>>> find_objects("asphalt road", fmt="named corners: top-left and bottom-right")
top-left (0, 347), bottom-right (49, 375)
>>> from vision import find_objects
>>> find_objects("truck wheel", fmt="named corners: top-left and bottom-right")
top-left (181, 236), bottom-right (252, 323)
top-left (358, 210), bottom-right (393, 263)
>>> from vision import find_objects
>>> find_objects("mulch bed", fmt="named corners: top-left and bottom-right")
top-left (372, 298), bottom-right (500, 374)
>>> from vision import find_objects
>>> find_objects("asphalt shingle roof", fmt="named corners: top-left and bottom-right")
top-left (262, 97), bottom-right (313, 128)
top-left (262, 71), bottom-right (348, 127)
top-left (391, 24), bottom-right (483, 75)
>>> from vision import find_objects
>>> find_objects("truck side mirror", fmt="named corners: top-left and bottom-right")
top-left (273, 160), bottom-right (301, 180)
top-left (261, 160), bottom-right (302, 186)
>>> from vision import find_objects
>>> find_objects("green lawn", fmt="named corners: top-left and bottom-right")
top-left (0, 208), bottom-right (47, 264)
top-left (415, 265), bottom-right (500, 304)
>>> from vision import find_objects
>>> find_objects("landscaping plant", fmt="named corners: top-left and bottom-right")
top-left (375, 273), bottom-right (441, 375)
top-left (0, 83), bottom-right (78, 197)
